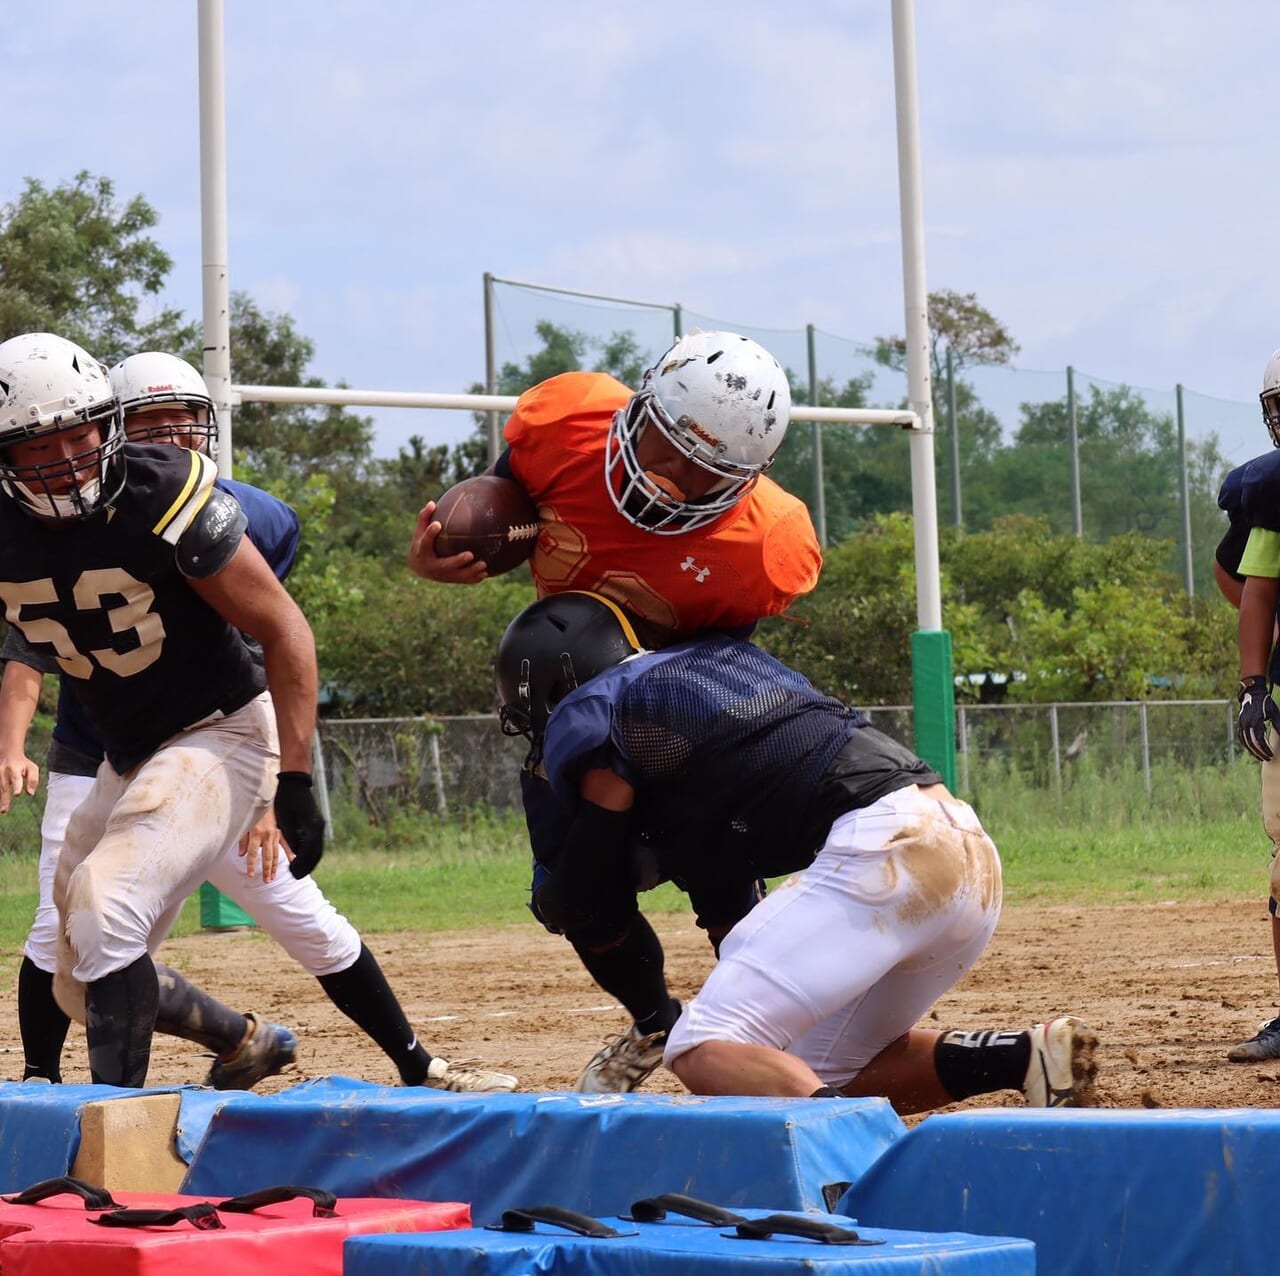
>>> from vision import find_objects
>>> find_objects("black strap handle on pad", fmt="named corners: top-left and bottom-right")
top-left (627, 1193), bottom-right (748, 1226)
top-left (727, 1213), bottom-right (883, 1246)
top-left (90, 1202), bottom-right (224, 1231)
top-left (219, 1185), bottom-right (339, 1218)
top-left (491, 1205), bottom-right (637, 1238)
top-left (1, 1176), bottom-right (122, 1211)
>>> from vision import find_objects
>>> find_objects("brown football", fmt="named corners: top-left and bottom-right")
top-left (432, 474), bottom-right (539, 576)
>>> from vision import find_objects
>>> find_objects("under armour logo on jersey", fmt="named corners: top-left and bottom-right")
top-left (679, 555), bottom-right (710, 583)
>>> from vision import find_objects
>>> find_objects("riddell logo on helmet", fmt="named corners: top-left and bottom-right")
top-left (687, 421), bottom-right (721, 448)
top-left (145, 384), bottom-right (177, 393)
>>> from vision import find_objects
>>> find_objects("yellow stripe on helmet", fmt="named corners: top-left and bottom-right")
top-left (561, 590), bottom-right (643, 651)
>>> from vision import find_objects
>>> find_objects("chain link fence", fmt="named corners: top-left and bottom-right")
top-left (317, 715), bottom-right (529, 823)
top-left (316, 699), bottom-right (1244, 826)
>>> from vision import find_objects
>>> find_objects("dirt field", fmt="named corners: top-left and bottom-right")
top-left (12, 899), bottom-right (1280, 1110)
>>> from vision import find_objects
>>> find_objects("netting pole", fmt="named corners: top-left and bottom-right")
top-left (946, 347), bottom-right (961, 529)
top-left (806, 323), bottom-right (827, 547)
top-left (1067, 366), bottom-right (1083, 536)
top-left (483, 272), bottom-right (499, 465)
top-left (1177, 384), bottom-right (1194, 599)
top-left (893, 0), bottom-right (954, 789)
top-left (673, 304), bottom-right (683, 340)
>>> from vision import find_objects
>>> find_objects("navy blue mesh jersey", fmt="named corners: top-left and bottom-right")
top-left (541, 636), bottom-right (940, 880)
top-left (1236, 448), bottom-right (1280, 536)
top-left (1216, 454), bottom-right (1270, 578)
top-left (0, 444), bottom-right (266, 773)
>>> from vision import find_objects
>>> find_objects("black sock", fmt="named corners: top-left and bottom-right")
top-left (153, 962), bottom-right (249, 1054)
top-left (569, 915), bottom-right (681, 1036)
top-left (934, 1029), bottom-right (1031, 1100)
top-left (317, 944), bottom-right (431, 1085)
top-left (811, 1084), bottom-right (844, 1098)
top-left (18, 957), bottom-right (70, 1083)
top-left (85, 955), bottom-right (159, 1087)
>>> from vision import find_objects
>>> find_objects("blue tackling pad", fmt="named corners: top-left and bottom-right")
top-left (837, 1107), bottom-right (1280, 1276)
top-left (343, 1206), bottom-right (1035, 1275)
top-left (180, 1077), bottom-right (905, 1225)
top-left (0, 1081), bottom-right (248, 1189)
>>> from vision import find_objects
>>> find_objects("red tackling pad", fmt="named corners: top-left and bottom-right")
top-left (0, 1178), bottom-right (470, 1276)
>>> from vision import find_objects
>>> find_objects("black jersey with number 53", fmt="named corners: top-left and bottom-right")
top-left (0, 444), bottom-right (266, 772)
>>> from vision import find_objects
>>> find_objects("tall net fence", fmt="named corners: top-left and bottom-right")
top-left (315, 699), bottom-right (1245, 830)
top-left (488, 278), bottom-right (1261, 595)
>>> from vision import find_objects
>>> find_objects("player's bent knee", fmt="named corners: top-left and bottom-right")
top-left (62, 860), bottom-right (147, 983)
top-left (666, 1040), bottom-right (712, 1089)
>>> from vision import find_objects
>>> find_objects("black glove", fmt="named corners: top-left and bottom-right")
top-left (275, 771), bottom-right (326, 878)
top-left (1238, 675), bottom-right (1280, 762)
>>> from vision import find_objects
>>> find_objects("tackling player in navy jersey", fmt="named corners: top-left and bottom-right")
top-left (0, 351), bottom-right (516, 1093)
top-left (0, 331), bottom-right (328, 1089)
top-left (496, 592), bottom-right (1099, 1111)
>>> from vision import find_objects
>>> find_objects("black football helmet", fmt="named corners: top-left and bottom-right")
top-left (497, 591), bottom-right (645, 749)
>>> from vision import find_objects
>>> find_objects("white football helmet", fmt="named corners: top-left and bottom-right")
top-left (605, 330), bottom-right (791, 534)
top-left (110, 351), bottom-right (217, 458)
top-left (0, 332), bottom-right (124, 520)
top-left (1261, 349), bottom-right (1280, 448)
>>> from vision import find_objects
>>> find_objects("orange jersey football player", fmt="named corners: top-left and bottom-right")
top-left (407, 330), bottom-right (821, 640)
top-left (406, 330), bottom-right (822, 1093)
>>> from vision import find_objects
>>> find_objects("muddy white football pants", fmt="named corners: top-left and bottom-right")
top-left (1262, 754), bottom-right (1280, 906)
top-left (664, 784), bottom-right (1003, 1087)
top-left (31, 722), bottom-right (360, 1016)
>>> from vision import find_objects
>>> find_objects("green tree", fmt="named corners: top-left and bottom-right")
top-left (871, 290), bottom-right (1020, 534)
top-left (771, 371), bottom-right (891, 543)
top-left (207, 292), bottom-right (375, 481)
top-left (491, 319), bottom-right (655, 398)
top-left (0, 172), bottom-right (195, 359)
top-left (874, 288), bottom-right (1020, 384)
top-left (982, 385), bottom-right (1232, 592)
top-left (756, 514), bottom-right (1219, 706)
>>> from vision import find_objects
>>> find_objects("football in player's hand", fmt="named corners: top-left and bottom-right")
top-left (432, 475), bottom-right (539, 576)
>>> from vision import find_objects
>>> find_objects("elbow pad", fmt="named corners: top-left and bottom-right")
top-left (175, 488), bottom-right (249, 579)
top-left (534, 802), bottom-right (637, 932)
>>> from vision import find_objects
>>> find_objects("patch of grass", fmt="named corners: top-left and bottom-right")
top-left (968, 758), bottom-right (1264, 903)
top-left (0, 760), bottom-right (1268, 962)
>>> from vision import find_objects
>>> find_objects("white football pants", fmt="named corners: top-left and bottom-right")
top-left (664, 783), bottom-right (1003, 1087)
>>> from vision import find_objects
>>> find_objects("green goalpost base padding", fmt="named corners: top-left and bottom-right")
top-left (911, 629), bottom-right (956, 791)
top-left (199, 882), bottom-right (255, 930)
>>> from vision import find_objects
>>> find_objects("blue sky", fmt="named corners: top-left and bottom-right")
top-left (5, 2), bottom-right (1276, 458)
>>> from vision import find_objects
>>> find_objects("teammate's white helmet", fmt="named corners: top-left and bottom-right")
top-left (1261, 349), bottom-right (1280, 448)
top-left (605, 330), bottom-right (791, 534)
top-left (0, 332), bottom-right (124, 520)
top-left (110, 351), bottom-right (217, 458)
